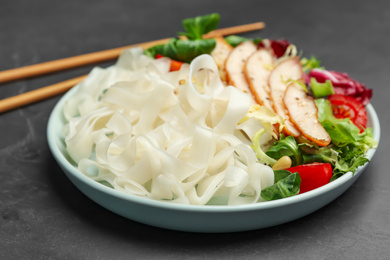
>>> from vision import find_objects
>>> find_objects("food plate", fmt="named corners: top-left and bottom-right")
top-left (47, 85), bottom-right (380, 233)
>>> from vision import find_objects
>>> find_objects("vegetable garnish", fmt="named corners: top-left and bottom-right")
top-left (225, 35), bottom-right (263, 47)
top-left (144, 13), bottom-right (219, 63)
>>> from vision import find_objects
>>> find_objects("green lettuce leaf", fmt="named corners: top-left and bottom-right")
top-left (310, 78), bottom-right (334, 98)
top-left (261, 172), bottom-right (301, 201)
top-left (314, 98), bottom-right (377, 179)
top-left (265, 135), bottom-right (302, 166)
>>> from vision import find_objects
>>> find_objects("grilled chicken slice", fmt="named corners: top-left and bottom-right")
top-left (224, 41), bottom-right (257, 104)
top-left (210, 37), bottom-right (233, 83)
top-left (244, 48), bottom-right (274, 110)
top-left (268, 57), bottom-right (303, 137)
top-left (284, 82), bottom-right (331, 147)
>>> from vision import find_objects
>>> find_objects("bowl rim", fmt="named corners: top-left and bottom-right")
top-left (47, 85), bottom-right (381, 213)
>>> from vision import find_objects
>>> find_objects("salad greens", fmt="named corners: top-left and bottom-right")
top-left (144, 13), bottom-right (219, 62)
top-left (261, 172), bottom-right (301, 200)
top-left (262, 98), bottom-right (376, 185)
top-left (315, 98), bottom-right (376, 180)
top-left (266, 135), bottom-right (303, 166)
top-left (225, 35), bottom-right (263, 47)
top-left (301, 56), bottom-right (323, 72)
top-left (310, 78), bottom-right (334, 98)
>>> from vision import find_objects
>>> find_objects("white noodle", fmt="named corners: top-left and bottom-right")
top-left (63, 47), bottom-right (275, 205)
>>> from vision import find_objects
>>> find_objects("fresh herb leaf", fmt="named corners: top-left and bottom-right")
top-left (144, 14), bottom-right (219, 63)
top-left (266, 135), bottom-right (302, 166)
top-left (225, 35), bottom-right (263, 47)
top-left (261, 172), bottom-right (301, 201)
top-left (179, 13), bottom-right (220, 40)
top-left (274, 170), bottom-right (293, 183)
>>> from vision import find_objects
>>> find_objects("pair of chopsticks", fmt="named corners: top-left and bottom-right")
top-left (0, 22), bottom-right (265, 114)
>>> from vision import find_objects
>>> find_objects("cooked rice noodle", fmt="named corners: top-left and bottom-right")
top-left (63, 47), bottom-right (275, 205)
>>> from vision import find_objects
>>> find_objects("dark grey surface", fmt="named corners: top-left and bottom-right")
top-left (1, 0), bottom-right (389, 259)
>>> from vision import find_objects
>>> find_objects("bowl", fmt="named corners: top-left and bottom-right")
top-left (47, 86), bottom-right (380, 233)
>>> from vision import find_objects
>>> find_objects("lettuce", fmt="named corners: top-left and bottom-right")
top-left (314, 98), bottom-right (377, 179)
top-left (265, 135), bottom-right (302, 166)
top-left (261, 172), bottom-right (301, 201)
top-left (301, 56), bottom-right (323, 73)
top-left (310, 78), bottom-right (334, 98)
top-left (263, 99), bottom-right (376, 180)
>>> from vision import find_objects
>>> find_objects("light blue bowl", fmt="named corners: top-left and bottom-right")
top-left (47, 87), bottom-right (380, 233)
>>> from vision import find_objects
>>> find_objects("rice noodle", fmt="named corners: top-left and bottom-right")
top-left (62, 47), bottom-right (275, 205)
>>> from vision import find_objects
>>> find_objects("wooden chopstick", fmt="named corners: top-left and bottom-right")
top-left (0, 21), bottom-right (265, 113)
top-left (0, 75), bottom-right (87, 113)
top-left (0, 22), bottom-right (265, 84)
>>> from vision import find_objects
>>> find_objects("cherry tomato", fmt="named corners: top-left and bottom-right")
top-left (286, 163), bottom-right (333, 194)
top-left (328, 94), bottom-right (367, 133)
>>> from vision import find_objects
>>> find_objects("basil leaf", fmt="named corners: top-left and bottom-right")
top-left (175, 38), bottom-right (216, 62)
top-left (261, 172), bottom-right (301, 201)
top-left (180, 13), bottom-right (220, 40)
top-left (144, 13), bottom-right (219, 62)
top-left (144, 38), bottom-right (178, 59)
top-left (273, 170), bottom-right (293, 183)
top-left (225, 35), bottom-right (263, 47)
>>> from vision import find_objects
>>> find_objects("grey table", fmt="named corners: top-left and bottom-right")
top-left (1, 0), bottom-right (389, 259)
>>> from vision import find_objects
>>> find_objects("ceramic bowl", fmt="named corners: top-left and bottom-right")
top-left (47, 87), bottom-right (380, 233)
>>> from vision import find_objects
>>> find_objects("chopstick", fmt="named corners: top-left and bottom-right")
top-left (0, 21), bottom-right (265, 113)
top-left (0, 22), bottom-right (265, 84)
top-left (0, 75), bottom-right (87, 113)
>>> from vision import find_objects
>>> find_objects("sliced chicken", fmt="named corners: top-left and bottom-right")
top-left (210, 37), bottom-right (233, 83)
top-left (284, 82), bottom-right (331, 147)
top-left (244, 48), bottom-right (274, 110)
top-left (224, 41), bottom-right (257, 104)
top-left (268, 57), bottom-right (303, 137)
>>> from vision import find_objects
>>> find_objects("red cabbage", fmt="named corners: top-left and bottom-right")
top-left (258, 39), bottom-right (290, 58)
top-left (308, 68), bottom-right (372, 105)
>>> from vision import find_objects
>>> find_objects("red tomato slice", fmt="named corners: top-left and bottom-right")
top-left (328, 94), bottom-right (367, 132)
top-left (286, 163), bottom-right (333, 194)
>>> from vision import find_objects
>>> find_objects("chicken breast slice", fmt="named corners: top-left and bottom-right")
top-left (244, 48), bottom-right (274, 110)
top-left (268, 57), bottom-right (303, 137)
top-left (224, 41), bottom-right (257, 104)
top-left (284, 82), bottom-right (331, 146)
top-left (210, 36), bottom-right (233, 83)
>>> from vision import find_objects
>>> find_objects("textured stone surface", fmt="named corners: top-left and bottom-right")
top-left (1, 0), bottom-right (389, 259)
